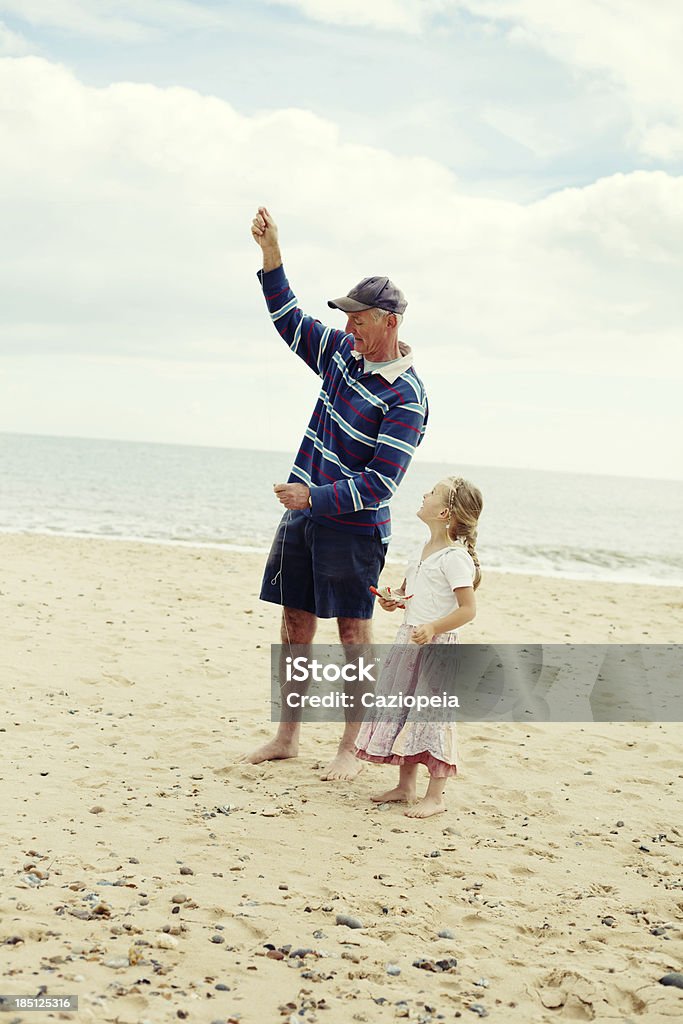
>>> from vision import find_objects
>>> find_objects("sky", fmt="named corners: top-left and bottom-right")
top-left (0, 0), bottom-right (681, 479)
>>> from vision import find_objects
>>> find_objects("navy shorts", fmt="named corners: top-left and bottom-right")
top-left (260, 511), bottom-right (386, 619)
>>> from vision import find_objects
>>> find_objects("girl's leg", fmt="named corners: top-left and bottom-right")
top-left (404, 774), bottom-right (448, 818)
top-left (370, 763), bottom-right (418, 803)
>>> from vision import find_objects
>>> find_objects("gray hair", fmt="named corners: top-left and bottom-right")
top-left (371, 307), bottom-right (403, 327)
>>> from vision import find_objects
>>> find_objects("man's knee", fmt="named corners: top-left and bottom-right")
top-left (282, 607), bottom-right (317, 644)
top-left (337, 617), bottom-right (373, 645)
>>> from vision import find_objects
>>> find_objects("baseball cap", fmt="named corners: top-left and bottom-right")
top-left (328, 276), bottom-right (407, 315)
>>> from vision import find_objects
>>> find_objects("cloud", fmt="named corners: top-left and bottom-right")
top-left (265, 0), bottom-right (423, 32)
top-left (0, 56), bottom-right (681, 475)
top-left (0, 17), bottom-right (28, 53)
top-left (461, 0), bottom-right (683, 160)
top-left (5, 1), bottom-right (681, 163)
top-left (265, 0), bottom-right (683, 160)
top-left (0, 0), bottom-right (233, 40)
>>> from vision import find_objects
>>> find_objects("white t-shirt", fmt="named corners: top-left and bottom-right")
top-left (402, 542), bottom-right (475, 631)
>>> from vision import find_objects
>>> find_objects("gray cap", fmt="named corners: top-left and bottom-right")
top-left (328, 276), bottom-right (407, 315)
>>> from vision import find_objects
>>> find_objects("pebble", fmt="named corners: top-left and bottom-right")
top-left (659, 972), bottom-right (683, 989)
top-left (413, 957), bottom-right (458, 973)
top-left (437, 929), bottom-right (455, 939)
top-left (601, 916), bottom-right (617, 927)
top-left (210, 934), bottom-right (225, 944)
top-left (290, 947), bottom-right (313, 958)
top-left (279, 884), bottom-right (289, 890)
top-left (215, 983), bottom-right (230, 991)
top-left (469, 1005), bottom-right (488, 1017)
top-left (155, 934), bottom-right (178, 949)
top-left (312, 930), bottom-right (326, 939)
top-left (616, 821), bottom-right (625, 828)
top-left (429, 850), bottom-right (441, 858)
top-left (336, 913), bottom-right (363, 929)
top-left (386, 964), bottom-right (401, 976)
top-left (103, 957), bottom-right (129, 969)
top-left (190, 773), bottom-right (204, 780)
top-left (171, 894), bottom-right (187, 904)
top-left (89, 805), bottom-right (105, 814)
top-left (650, 926), bottom-right (667, 936)
top-left (180, 866), bottom-right (194, 876)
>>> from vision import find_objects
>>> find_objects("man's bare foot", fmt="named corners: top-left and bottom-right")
top-left (370, 786), bottom-right (416, 803)
top-left (321, 748), bottom-right (363, 781)
top-left (404, 795), bottom-right (446, 818)
top-left (240, 739), bottom-right (299, 764)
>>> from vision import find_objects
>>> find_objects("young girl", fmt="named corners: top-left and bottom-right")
top-left (354, 475), bottom-right (482, 818)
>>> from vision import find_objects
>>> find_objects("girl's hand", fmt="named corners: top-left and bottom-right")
top-left (412, 623), bottom-right (436, 645)
top-left (371, 586), bottom-right (408, 612)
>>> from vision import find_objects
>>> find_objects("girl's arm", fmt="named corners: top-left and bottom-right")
top-left (412, 587), bottom-right (476, 644)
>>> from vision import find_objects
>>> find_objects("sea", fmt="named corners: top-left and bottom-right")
top-left (1, 432), bottom-right (682, 587)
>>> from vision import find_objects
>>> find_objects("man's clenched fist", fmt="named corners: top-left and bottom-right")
top-left (251, 206), bottom-right (278, 249)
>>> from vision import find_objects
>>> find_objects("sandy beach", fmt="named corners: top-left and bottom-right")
top-left (1, 532), bottom-right (682, 1023)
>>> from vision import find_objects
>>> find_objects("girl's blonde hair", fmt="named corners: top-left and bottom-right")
top-left (440, 476), bottom-right (483, 590)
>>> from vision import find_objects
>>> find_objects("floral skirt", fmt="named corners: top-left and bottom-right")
top-left (355, 624), bottom-right (459, 778)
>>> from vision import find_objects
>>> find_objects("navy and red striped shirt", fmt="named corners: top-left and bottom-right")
top-left (259, 264), bottom-right (428, 544)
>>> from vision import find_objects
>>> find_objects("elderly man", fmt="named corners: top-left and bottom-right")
top-left (247, 206), bottom-right (428, 780)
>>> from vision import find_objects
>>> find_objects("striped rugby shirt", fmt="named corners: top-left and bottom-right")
top-left (259, 264), bottom-right (428, 544)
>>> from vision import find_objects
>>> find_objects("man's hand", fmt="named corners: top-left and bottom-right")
top-left (274, 482), bottom-right (310, 510)
top-left (252, 206), bottom-right (279, 249)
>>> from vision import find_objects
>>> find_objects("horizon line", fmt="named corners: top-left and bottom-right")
top-left (1, 429), bottom-right (681, 486)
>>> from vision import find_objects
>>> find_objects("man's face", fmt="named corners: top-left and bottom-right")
top-left (344, 309), bottom-right (393, 359)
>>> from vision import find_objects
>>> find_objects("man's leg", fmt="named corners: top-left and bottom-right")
top-left (243, 607), bottom-right (317, 764)
top-left (320, 616), bottom-right (373, 781)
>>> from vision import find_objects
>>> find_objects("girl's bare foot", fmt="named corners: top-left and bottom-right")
top-left (371, 764), bottom-right (419, 803)
top-left (404, 795), bottom-right (446, 818)
top-left (371, 785), bottom-right (416, 803)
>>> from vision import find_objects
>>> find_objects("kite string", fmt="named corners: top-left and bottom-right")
top-left (263, 313), bottom-right (293, 652)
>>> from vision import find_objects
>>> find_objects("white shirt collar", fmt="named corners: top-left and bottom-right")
top-left (350, 341), bottom-right (414, 384)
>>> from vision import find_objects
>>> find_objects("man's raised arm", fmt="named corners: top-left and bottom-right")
top-left (251, 205), bottom-right (345, 379)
